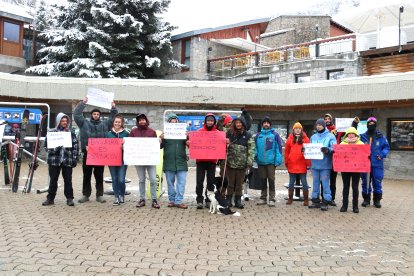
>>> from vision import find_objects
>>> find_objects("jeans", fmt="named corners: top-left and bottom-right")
top-left (312, 169), bottom-right (332, 201)
top-left (258, 165), bottom-right (276, 201)
top-left (361, 167), bottom-right (384, 195)
top-left (196, 162), bottom-right (216, 204)
top-left (47, 165), bottom-right (73, 201)
top-left (108, 165), bottom-right (128, 198)
top-left (135, 165), bottom-right (157, 200)
top-left (288, 173), bottom-right (309, 191)
top-left (82, 150), bottom-right (104, 198)
top-left (165, 170), bottom-right (187, 204)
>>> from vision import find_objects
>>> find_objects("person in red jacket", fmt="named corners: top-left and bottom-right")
top-left (284, 122), bottom-right (311, 206)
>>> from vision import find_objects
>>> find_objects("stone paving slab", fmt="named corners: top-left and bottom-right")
top-left (0, 163), bottom-right (413, 275)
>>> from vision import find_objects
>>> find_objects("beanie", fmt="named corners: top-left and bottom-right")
top-left (367, 117), bottom-right (377, 124)
top-left (324, 113), bottom-right (333, 121)
top-left (261, 116), bottom-right (272, 126)
top-left (91, 108), bottom-right (101, 115)
top-left (223, 115), bottom-right (233, 126)
top-left (315, 118), bottom-right (326, 128)
top-left (292, 122), bottom-right (303, 130)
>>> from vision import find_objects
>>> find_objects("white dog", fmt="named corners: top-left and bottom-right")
top-left (207, 189), bottom-right (240, 216)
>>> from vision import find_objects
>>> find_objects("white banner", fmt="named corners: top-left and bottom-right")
top-left (163, 123), bottom-right (187, 140)
top-left (123, 137), bottom-right (160, 165)
top-left (303, 143), bottom-right (324, 160)
top-left (86, 87), bottom-right (114, 110)
top-left (335, 118), bottom-right (354, 132)
top-left (46, 132), bottom-right (72, 148)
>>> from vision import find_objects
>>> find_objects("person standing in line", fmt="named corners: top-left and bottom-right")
top-left (42, 113), bottom-right (79, 206)
top-left (360, 117), bottom-right (390, 208)
top-left (74, 97), bottom-right (118, 204)
top-left (254, 116), bottom-right (282, 207)
top-left (161, 114), bottom-right (189, 209)
top-left (106, 114), bottom-right (129, 206)
top-left (129, 113), bottom-right (160, 209)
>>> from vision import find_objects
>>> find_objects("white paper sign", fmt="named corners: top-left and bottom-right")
top-left (86, 87), bottom-right (114, 110)
top-left (123, 137), bottom-right (160, 165)
top-left (303, 143), bottom-right (324, 160)
top-left (0, 123), bottom-right (5, 144)
top-left (335, 118), bottom-right (354, 132)
top-left (47, 132), bottom-right (72, 148)
top-left (163, 123), bottom-right (187, 140)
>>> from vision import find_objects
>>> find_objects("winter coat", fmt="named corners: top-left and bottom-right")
top-left (162, 139), bottom-right (188, 172)
top-left (196, 113), bottom-right (219, 164)
top-left (360, 130), bottom-right (390, 168)
top-left (74, 101), bottom-right (118, 150)
top-left (284, 133), bottom-right (310, 174)
top-left (310, 128), bottom-right (337, 170)
top-left (105, 128), bottom-right (130, 139)
top-left (340, 127), bottom-right (364, 145)
top-left (226, 117), bottom-right (255, 169)
top-left (45, 113), bottom-right (79, 168)
top-left (129, 114), bottom-right (157, 138)
top-left (254, 127), bottom-right (282, 166)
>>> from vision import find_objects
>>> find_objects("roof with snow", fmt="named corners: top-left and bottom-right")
top-left (0, 1), bottom-right (33, 24)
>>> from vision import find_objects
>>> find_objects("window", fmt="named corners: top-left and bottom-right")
top-left (388, 118), bottom-right (414, 151)
top-left (3, 21), bottom-right (20, 43)
top-left (295, 72), bottom-right (310, 83)
top-left (182, 39), bottom-right (191, 67)
top-left (245, 77), bottom-right (269, 83)
top-left (327, 69), bottom-right (345, 80)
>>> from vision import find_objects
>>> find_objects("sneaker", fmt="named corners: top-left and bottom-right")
top-left (113, 199), bottom-right (120, 206)
top-left (176, 203), bottom-right (188, 209)
top-left (96, 196), bottom-right (106, 203)
top-left (42, 199), bottom-right (54, 206)
top-left (136, 199), bottom-right (145, 208)
top-left (78, 196), bottom-right (89, 203)
top-left (196, 202), bottom-right (204, 209)
top-left (268, 200), bottom-right (275, 207)
top-left (119, 196), bottom-right (125, 205)
top-left (152, 200), bottom-right (160, 209)
top-left (167, 202), bottom-right (175, 207)
top-left (66, 199), bottom-right (75, 206)
top-left (205, 201), bottom-right (211, 209)
top-left (257, 199), bottom-right (267, 205)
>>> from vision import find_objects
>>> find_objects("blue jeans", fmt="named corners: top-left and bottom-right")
top-left (361, 167), bottom-right (384, 195)
top-left (288, 173), bottom-right (309, 191)
top-left (312, 169), bottom-right (332, 201)
top-left (108, 165), bottom-right (127, 198)
top-left (165, 170), bottom-right (187, 204)
top-left (135, 165), bottom-right (157, 200)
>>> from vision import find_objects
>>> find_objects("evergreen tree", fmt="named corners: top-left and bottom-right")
top-left (26, 0), bottom-right (177, 78)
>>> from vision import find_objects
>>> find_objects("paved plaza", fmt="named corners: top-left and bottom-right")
top-left (0, 162), bottom-right (413, 275)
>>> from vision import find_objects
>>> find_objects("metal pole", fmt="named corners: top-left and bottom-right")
top-left (399, 6), bottom-right (404, 53)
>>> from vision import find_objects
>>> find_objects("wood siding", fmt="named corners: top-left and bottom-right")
top-left (330, 24), bottom-right (351, 37)
top-left (363, 53), bottom-right (414, 76)
top-left (199, 22), bottom-right (267, 41)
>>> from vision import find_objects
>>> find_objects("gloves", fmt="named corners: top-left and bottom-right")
top-left (354, 116), bottom-right (360, 123)
top-left (321, 147), bottom-right (329, 154)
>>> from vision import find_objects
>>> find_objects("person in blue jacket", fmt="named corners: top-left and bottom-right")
top-left (360, 117), bottom-right (390, 208)
top-left (254, 116), bottom-right (282, 207)
top-left (309, 118), bottom-right (337, 211)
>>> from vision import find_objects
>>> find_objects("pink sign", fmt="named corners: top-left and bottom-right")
top-left (333, 144), bottom-right (371, 173)
top-left (189, 131), bottom-right (226, 160)
top-left (86, 138), bottom-right (123, 166)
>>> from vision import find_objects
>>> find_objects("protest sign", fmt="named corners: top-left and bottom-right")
top-left (335, 118), bottom-right (355, 132)
top-left (163, 123), bottom-right (187, 140)
top-left (303, 143), bottom-right (324, 160)
top-left (46, 132), bottom-right (72, 148)
top-left (357, 120), bottom-right (367, 135)
top-left (0, 123), bottom-right (5, 143)
top-left (189, 131), bottom-right (226, 160)
top-left (86, 87), bottom-right (114, 110)
top-left (333, 144), bottom-right (370, 173)
top-left (86, 138), bottom-right (122, 166)
top-left (123, 137), bottom-right (160, 165)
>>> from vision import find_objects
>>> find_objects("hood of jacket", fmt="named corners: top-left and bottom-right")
top-left (167, 113), bottom-right (179, 123)
top-left (136, 113), bottom-right (149, 128)
top-left (202, 113), bottom-right (217, 130)
top-left (55, 112), bottom-right (71, 130)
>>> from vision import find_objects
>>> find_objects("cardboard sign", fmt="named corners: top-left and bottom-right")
top-left (163, 123), bottom-right (187, 140)
top-left (87, 87), bottom-right (114, 110)
top-left (303, 143), bottom-right (324, 160)
top-left (46, 132), bottom-right (72, 148)
top-left (336, 118), bottom-right (354, 132)
top-left (333, 144), bottom-right (371, 173)
top-left (123, 137), bottom-right (160, 165)
top-left (86, 138), bottom-right (122, 166)
top-left (189, 131), bottom-right (226, 160)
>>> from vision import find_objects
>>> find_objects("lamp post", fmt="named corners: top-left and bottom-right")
top-left (254, 36), bottom-right (259, 66)
top-left (399, 6), bottom-right (404, 53)
top-left (315, 24), bottom-right (320, 57)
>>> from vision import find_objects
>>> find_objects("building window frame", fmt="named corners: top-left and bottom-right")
top-left (327, 69), bottom-right (345, 80)
top-left (181, 38), bottom-right (191, 71)
top-left (295, 72), bottom-right (310, 83)
top-left (388, 118), bottom-right (414, 151)
top-left (3, 20), bottom-right (21, 44)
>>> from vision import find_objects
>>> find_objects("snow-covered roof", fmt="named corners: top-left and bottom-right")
top-left (0, 1), bottom-right (33, 24)
top-left (211, 38), bottom-right (271, 52)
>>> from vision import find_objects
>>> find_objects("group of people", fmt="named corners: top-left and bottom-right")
top-left (41, 100), bottom-right (390, 214)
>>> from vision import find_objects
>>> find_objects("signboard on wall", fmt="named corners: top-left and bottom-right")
top-left (0, 108), bottom-right (42, 124)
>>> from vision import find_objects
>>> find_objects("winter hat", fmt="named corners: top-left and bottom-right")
top-left (292, 122), bottom-right (303, 130)
top-left (91, 108), bottom-right (101, 115)
top-left (167, 113), bottom-right (179, 123)
top-left (324, 113), bottom-right (333, 121)
top-left (223, 115), bottom-right (233, 126)
top-left (261, 116), bottom-right (272, 126)
top-left (315, 118), bottom-right (326, 128)
top-left (367, 117), bottom-right (377, 125)
top-left (136, 113), bottom-right (149, 126)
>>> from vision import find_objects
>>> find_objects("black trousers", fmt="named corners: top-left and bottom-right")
top-left (196, 162), bottom-right (216, 203)
top-left (341, 172), bottom-right (360, 209)
top-left (47, 165), bottom-right (73, 201)
top-left (82, 150), bottom-right (104, 197)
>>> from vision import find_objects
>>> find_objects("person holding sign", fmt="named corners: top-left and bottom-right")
top-left (42, 113), bottom-right (79, 206)
top-left (339, 127), bottom-right (364, 213)
top-left (74, 97), bottom-right (118, 204)
top-left (360, 117), bottom-right (390, 208)
top-left (284, 122), bottom-right (310, 206)
top-left (129, 113), bottom-right (160, 209)
top-left (309, 118), bottom-right (337, 211)
top-left (254, 116), bottom-right (282, 207)
top-left (106, 114), bottom-right (129, 206)
top-left (161, 114), bottom-right (189, 209)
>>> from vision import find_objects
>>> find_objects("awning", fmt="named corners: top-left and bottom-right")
top-left (211, 38), bottom-right (271, 52)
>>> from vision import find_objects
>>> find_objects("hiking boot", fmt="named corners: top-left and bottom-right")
top-left (303, 190), bottom-right (309, 206)
top-left (66, 199), bottom-right (75, 206)
top-left (96, 196), bottom-right (106, 203)
top-left (152, 200), bottom-right (160, 209)
top-left (136, 199), bottom-right (145, 208)
top-left (257, 199), bottom-right (267, 205)
top-left (167, 202), bottom-right (175, 207)
top-left (329, 200), bottom-right (337, 206)
top-left (373, 193), bottom-right (382, 208)
top-left (235, 196), bottom-right (244, 209)
top-left (196, 202), bottom-right (204, 209)
top-left (42, 199), bottom-right (54, 206)
top-left (361, 194), bottom-right (370, 207)
top-left (78, 196), bottom-right (89, 203)
top-left (340, 205), bottom-right (347, 212)
top-left (268, 200), bottom-right (275, 207)
top-left (353, 207), bottom-right (359, 213)
top-left (286, 189), bottom-right (294, 205)
top-left (320, 201), bottom-right (328, 211)
top-left (225, 195), bottom-right (233, 207)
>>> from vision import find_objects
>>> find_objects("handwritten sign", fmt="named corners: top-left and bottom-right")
top-left (123, 137), bottom-right (160, 165)
top-left (303, 143), bottom-right (323, 160)
top-left (333, 144), bottom-right (370, 173)
top-left (87, 87), bottom-right (114, 110)
top-left (336, 118), bottom-right (354, 132)
top-left (46, 132), bottom-right (72, 148)
top-left (189, 131), bottom-right (226, 160)
top-left (86, 138), bottom-right (122, 166)
top-left (357, 120), bottom-right (367, 135)
top-left (163, 123), bottom-right (187, 140)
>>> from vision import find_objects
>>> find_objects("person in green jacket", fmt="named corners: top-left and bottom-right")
top-left (161, 114), bottom-right (189, 209)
